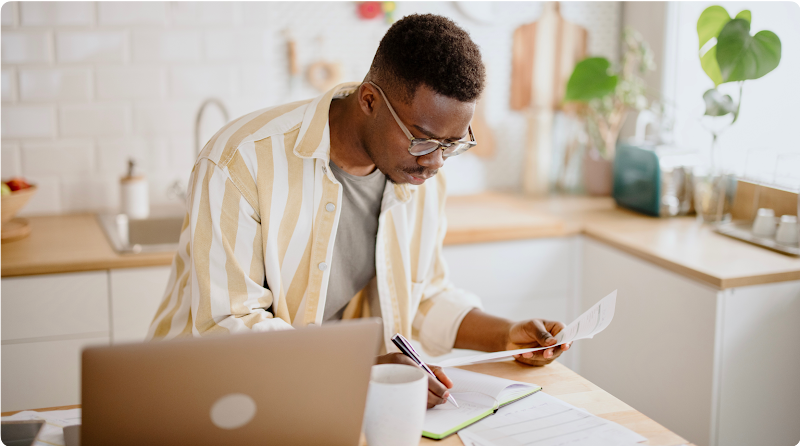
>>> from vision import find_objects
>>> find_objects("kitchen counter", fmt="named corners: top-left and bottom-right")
top-left (3, 193), bottom-right (800, 289)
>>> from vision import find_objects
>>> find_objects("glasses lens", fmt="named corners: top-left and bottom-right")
top-left (442, 142), bottom-right (471, 158)
top-left (409, 140), bottom-right (440, 156)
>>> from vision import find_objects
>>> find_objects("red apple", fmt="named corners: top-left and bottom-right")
top-left (6, 177), bottom-right (31, 191)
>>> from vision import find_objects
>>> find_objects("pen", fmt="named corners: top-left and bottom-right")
top-left (391, 333), bottom-right (459, 408)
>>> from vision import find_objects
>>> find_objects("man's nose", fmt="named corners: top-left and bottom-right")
top-left (417, 148), bottom-right (445, 171)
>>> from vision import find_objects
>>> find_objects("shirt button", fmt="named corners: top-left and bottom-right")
top-left (322, 165), bottom-right (328, 174)
top-left (326, 203), bottom-right (335, 212)
top-left (318, 262), bottom-right (328, 271)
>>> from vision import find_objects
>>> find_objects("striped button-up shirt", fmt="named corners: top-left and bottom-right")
top-left (146, 82), bottom-right (482, 355)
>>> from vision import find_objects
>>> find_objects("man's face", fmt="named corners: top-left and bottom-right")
top-left (361, 83), bottom-right (475, 185)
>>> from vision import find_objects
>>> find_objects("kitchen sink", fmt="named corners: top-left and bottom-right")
top-left (97, 213), bottom-right (185, 254)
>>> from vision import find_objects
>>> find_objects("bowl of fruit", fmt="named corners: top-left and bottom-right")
top-left (2, 177), bottom-right (36, 241)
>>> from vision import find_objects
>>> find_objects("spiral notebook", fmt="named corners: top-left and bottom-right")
top-left (422, 368), bottom-right (541, 440)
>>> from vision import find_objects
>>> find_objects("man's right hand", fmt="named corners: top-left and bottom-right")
top-left (376, 352), bottom-right (453, 409)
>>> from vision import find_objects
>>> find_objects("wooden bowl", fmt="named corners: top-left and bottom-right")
top-left (1, 186), bottom-right (37, 224)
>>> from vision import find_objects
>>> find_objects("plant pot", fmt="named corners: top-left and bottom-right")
top-left (583, 149), bottom-right (613, 196)
top-left (693, 171), bottom-right (736, 224)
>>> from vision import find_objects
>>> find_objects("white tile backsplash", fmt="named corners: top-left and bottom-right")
top-left (132, 30), bottom-right (202, 63)
top-left (96, 67), bottom-right (166, 100)
top-left (59, 104), bottom-right (129, 137)
top-left (61, 175), bottom-right (119, 211)
top-left (1, 105), bottom-right (56, 138)
top-left (20, 2), bottom-right (94, 27)
top-left (16, 175), bottom-right (62, 216)
top-left (98, 2), bottom-right (168, 26)
top-left (19, 68), bottom-right (92, 102)
top-left (21, 140), bottom-right (94, 176)
top-left (2, 142), bottom-right (22, 179)
top-left (171, 2), bottom-right (237, 26)
top-left (1, 68), bottom-right (17, 103)
top-left (169, 66), bottom-right (237, 99)
top-left (0, 1), bottom-right (623, 215)
top-left (133, 102), bottom-right (195, 137)
top-left (1, 31), bottom-right (52, 63)
top-left (1, 2), bottom-right (18, 26)
top-left (56, 31), bottom-right (126, 63)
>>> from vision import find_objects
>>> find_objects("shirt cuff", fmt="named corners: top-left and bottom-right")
top-left (417, 289), bottom-right (482, 357)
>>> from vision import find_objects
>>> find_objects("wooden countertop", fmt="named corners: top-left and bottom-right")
top-left (3, 193), bottom-right (799, 289)
top-left (1, 361), bottom-right (692, 446)
top-left (0, 214), bottom-right (175, 277)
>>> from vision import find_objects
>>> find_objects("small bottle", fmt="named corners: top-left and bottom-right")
top-left (120, 159), bottom-right (149, 219)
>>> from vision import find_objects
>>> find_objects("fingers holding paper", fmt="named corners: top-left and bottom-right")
top-left (507, 319), bottom-right (572, 366)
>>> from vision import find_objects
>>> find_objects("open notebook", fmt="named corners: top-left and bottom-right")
top-left (423, 368), bottom-right (541, 440)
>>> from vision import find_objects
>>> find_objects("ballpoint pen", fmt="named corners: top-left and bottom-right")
top-left (391, 333), bottom-right (459, 408)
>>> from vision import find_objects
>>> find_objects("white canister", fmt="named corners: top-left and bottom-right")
top-left (362, 364), bottom-right (427, 446)
top-left (120, 175), bottom-right (149, 219)
top-left (752, 208), bottom-right (777, 238)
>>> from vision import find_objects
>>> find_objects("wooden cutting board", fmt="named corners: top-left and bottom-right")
top-left (510, 2), bottom-right (587, 195)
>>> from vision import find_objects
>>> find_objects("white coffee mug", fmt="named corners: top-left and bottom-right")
top-left (362, 364), bottom-right (427, 446)
top-left (775, 215), bottom-right (798, 244)
top-left (752, 208), bottom-right (777, 238)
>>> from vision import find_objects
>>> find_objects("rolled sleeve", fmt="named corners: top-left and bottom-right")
top-left (415, 288), bottom-right (482, 357)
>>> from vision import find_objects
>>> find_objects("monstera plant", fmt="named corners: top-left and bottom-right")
top-left (694, 6), bottom-right (782, 223)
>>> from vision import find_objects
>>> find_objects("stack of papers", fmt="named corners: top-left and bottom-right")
top-left (458, 392), bottom-right (646, 446)
top-left (1, 408), bottom-right (81, 446)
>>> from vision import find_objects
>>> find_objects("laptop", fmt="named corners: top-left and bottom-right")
top-left (80, 319), bottom-right (382, 446)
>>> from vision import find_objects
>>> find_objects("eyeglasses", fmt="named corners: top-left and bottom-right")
top-left (367, 81), bottom-right (477, 158)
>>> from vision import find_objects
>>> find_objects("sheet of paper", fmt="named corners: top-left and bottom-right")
top-left (463, 391), bottom-right (646, 446)
top-left (436, 290), bottom-right (617, 368)
top-left (1, 408), bottom-right (82, 446)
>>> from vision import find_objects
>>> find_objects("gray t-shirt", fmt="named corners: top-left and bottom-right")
top-left (323, 160), bottom-right (387, 321)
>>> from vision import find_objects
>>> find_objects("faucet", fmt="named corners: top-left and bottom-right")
top-left (195, 98), bottom-right (230, 157)
top-left (168, 98), bottom-right (231, 203)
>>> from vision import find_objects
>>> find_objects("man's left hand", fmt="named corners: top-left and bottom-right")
top-left (506, 319), bottom-right (571, 366)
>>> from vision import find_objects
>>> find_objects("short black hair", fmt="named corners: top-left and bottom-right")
top-left (368, 14), bottom-right (486, 103)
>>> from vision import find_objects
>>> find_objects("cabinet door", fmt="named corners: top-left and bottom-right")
top-left (579, 237), bottom-right (718, 446)
top-left (2, 336), bottom-right (109, 412)
top-left (443, 237), bottom-right (574, 323)
top-left (109, 266), bottom-right (172, 343)
top-left (1, 271), bottom-right (109, 341)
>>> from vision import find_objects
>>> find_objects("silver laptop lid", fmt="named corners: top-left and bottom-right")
top-left (81, 319), bottom-right (382, 446)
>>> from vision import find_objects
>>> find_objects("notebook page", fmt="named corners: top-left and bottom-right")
top-left (445, 367), bottom-right (538, 400)
top-left (424, 392), bottom-right (498, 438)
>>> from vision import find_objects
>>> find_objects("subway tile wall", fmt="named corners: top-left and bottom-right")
top-left (1, 1), bottom-right (621, 216)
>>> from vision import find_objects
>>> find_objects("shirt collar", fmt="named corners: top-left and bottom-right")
top-left (293, 81), bottom-right (414, 203)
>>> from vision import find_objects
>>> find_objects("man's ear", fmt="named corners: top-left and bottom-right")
top-left (357, 83), bottom-right (378, 117)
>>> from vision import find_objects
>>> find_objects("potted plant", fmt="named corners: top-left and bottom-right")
top-left (564, 28), bottom-right (654, 195)
top-left (693, 6), bottom-right (781, 222)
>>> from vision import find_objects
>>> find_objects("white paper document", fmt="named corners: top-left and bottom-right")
top-left (1, 408), bottom-right (82, 446)
top-left (437, 290), bottom-right (617, 368)
top-left (461, 391), bottom-right (646, 446)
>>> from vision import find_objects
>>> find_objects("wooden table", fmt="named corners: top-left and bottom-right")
top-left (3, 361), bottom-right (691, 446)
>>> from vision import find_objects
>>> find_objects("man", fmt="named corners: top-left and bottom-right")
top-left (147, 13), bottom-right (569, 408)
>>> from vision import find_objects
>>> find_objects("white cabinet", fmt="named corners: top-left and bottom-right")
top-left (1, 266), bottom-right (171, 411)
top-left (1, 271), bottom-right (110, 412)
top-left (110, 266), bottom-right (172, 343)
top-left (577, 237), bottom-right (800, 446)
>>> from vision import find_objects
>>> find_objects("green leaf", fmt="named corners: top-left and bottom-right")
top-left (564, 57), bottom-right (618, 103)
top-left (735, 10), bottom-right (751, 23)
top-left (703, 88), bottom-right (737, 117)
top-left (697, 6), bottom-right (730, 50)
top-left (716, 19), bottom-right (781, 83)
top-left (700, 46), bottom-right (723, 86)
